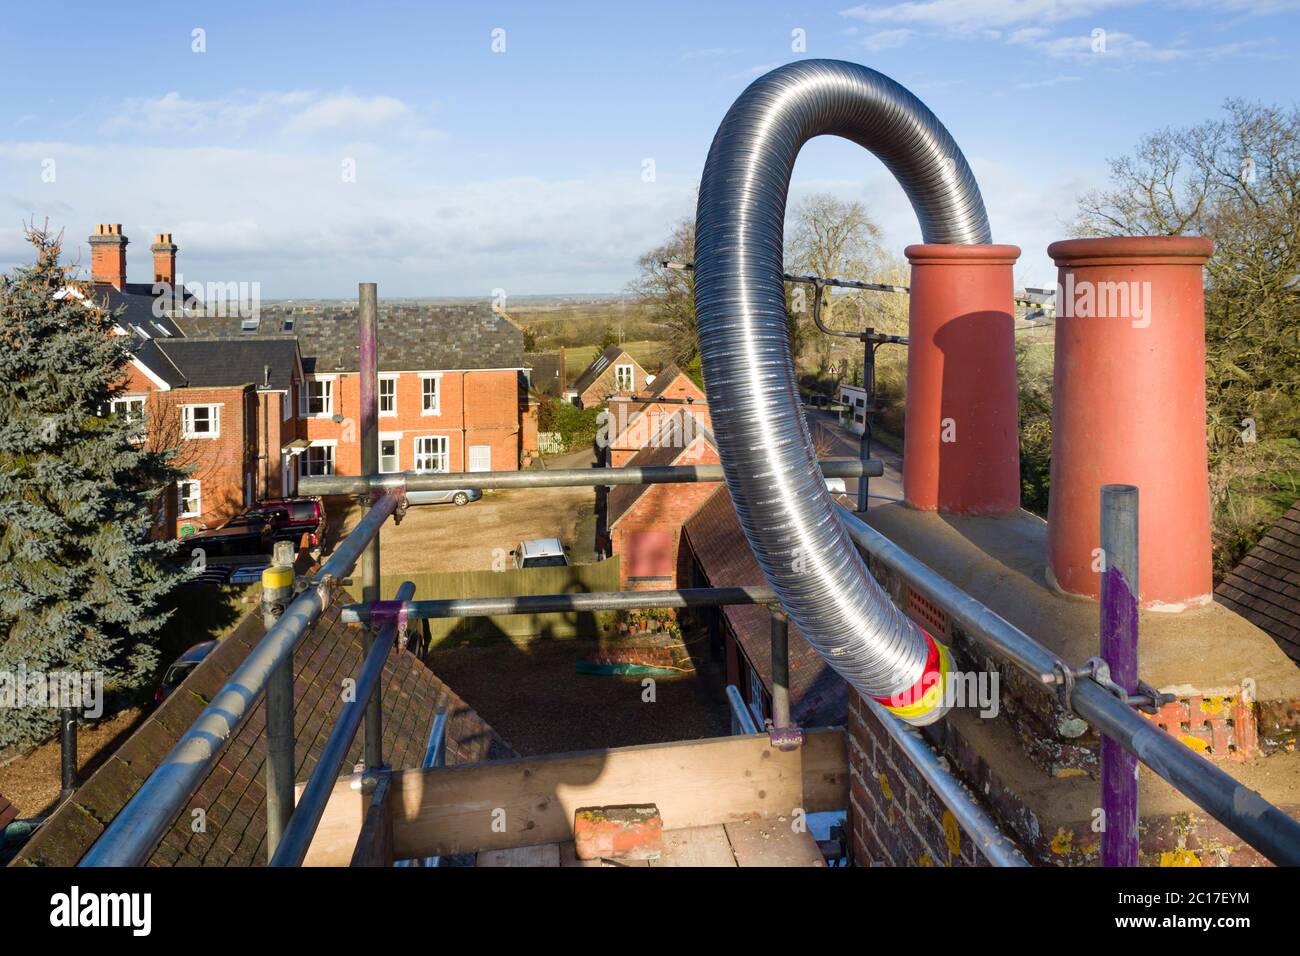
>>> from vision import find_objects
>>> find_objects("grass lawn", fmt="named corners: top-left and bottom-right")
top-left (564, 339), bottom-right (667, 381)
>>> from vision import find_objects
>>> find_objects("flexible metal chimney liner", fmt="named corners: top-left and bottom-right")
top-left (694, 59), bottom-right (990, 710)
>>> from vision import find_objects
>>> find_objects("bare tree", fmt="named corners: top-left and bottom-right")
top-left (630, 216), bottom-right (697, 369)
top-left (1073, 99), bottom-right (1300, 450)
top-left (786, 193), bottom-right (885, 332)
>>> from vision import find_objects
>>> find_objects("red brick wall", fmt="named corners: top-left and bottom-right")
top-left (118, 366), bottom-right (259, 534)
top-left (300, 368), bottom-right (523, 477)
top-left (149, 385), bottom-right (256, 532)
top-left (609, 438), bottom-right (720, 590)
top-left (609, 403), bottom-right (712, 466)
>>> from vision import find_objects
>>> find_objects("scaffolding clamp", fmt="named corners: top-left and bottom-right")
top-left (767, 724), bottom-right (803, 752)
top-left (368, 600), bottom-right (409, 647)
top-left (1042, 657), bottom-right (1174, 717)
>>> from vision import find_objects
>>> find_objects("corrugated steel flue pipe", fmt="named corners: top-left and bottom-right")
top-left (693, 59), bottom-right (990, 724)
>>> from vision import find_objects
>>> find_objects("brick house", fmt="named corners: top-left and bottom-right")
top-left (571, 345), bottom-right (649, 408)
top-left (73, 224), bottom-right (533, 534)
top-left (178, 304), bottom-right (532, 484)
top-left (602, 364), bottom-right (710, 466)
top-left (602, 411), bottom-right (720, 590)
top-left (70, 225), bottom-right (306, 534)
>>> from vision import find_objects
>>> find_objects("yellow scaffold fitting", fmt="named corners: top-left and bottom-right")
top-left (261, 565), bottom-right (295, 591)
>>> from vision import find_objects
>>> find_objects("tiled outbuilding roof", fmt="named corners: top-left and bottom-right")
top-left (12, 596), bottom-right (512, 868)
top-left (1215, 499), bottom-right (1300, 663)
top-left (682, 487), bottom-right (848, 727)
top-left (525, 351), bottom-right (565, 397)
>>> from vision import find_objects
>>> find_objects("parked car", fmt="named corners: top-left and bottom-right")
top-left (184, 496), bottom-right (324, 565)
top-left (226, 496), bottom-right (325, 547)
top-left (402, 474), bottom-right (482, 507)
top-left (154, 641), bottom-right (218, 703)
top-left (511, 537), bottom-right (570, 569)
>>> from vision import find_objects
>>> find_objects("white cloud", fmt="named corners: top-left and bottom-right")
top-left (863, 28), bottom-right (917, 51)
top-left (0, 137), bottom-right (695, 296)
top-left (1009, 27), bottom-right (1271, 60)
top-left (100, 89), bottom-right (433, 141)
top-left (840, 0), bottom-right (1142, 31)
top-left (283, 93), bottom-right (411, 133)
top-left (1013, 72), bottom-right (1082, 88)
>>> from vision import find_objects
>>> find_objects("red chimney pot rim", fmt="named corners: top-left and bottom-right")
top-left (1048, 236), bottom-right (1213, 266)
top-left (904, 243), bottom-right (1020, 265)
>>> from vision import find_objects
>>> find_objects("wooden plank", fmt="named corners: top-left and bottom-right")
top-left (302, 773), bottom-right (368, 867)
top-left (650, 825), bottom-right (737, 867)
top-left (349, 776), bottom-right (394, 868)
top-left (558, 842), bottom-right (650, 867)
top-left (725, 819), bottom-right (825, 868)
top-left (305, 728), bottom-right (847, 865)
top-left (559, 841), bottom-right (602, 867)
top-left (477, 843), bottom-right (561, 867)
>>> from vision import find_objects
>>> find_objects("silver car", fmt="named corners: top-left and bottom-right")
top-left (402, 473), bottom-right (482, 507)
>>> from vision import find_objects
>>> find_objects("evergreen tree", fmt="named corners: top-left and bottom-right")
top-left (0, 226), bottom-right (188, 749)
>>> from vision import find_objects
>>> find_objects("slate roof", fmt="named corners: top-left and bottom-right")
top-left (157, 338), bottom-right (301, 390)
top-left (526, 351), bottom-right (565, 397)
top-left (1215, 499), bottom-right (1300, 663)
top-left (573, 345), bottom-right (631, 396)
top-left (12, 596), bottom-right (513, 868)
top-left (87, 281), bottom-right (190, 339)
top-left (645, 364), bottom-right (696, 400)
top-left (682, 486), bottom-right (848, 727)
top-left (177, 302), bottom-right (524, 375)
top-left (607, 411), bottom-right (715, 528)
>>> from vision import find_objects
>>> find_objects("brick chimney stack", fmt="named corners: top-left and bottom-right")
top-left (151, 232), bottom-right (177, 285)
top-left (89, 223), bottom-right (128, 289)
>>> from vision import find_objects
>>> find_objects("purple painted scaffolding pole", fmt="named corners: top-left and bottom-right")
top-left (1100, 484), bottom-right (1139, 866)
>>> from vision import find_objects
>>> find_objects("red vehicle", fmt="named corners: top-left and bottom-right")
top-left (225, 496), bottom-right (326, 548)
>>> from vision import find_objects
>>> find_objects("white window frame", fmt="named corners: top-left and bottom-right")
top-left (419, 373), bottom-right (442, 416)
top-left (614, 363), bottom-right (634, 390)
top-left (379, 433), bottom-right (401, 474)
top-left (181, 403), bottom-right (220, 439)
top-left (379, 374), bottom-right (399, 417)
top-left (414, 435), bottom-right (449, 473)
top-left (299, 439), bottom-right (337, 478)
top-left (110, 394), bottom-right (146, 421)
top-left (178, 480), bottom-right (202, 519)
top-left (468, 444), bottom-right (492, 473)
top-left (301, 375), bottom-right (336, 418)
top-left (282, 385), bottom-right (293, 421)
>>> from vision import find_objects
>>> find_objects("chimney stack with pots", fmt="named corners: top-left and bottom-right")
top-left (89, 223), bottom-right (128, 289)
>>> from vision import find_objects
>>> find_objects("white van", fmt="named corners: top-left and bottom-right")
top-left (512, 538), bottom-right (570, 569)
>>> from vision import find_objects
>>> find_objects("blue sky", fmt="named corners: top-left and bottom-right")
top-left (2, 0), bottom-right (1297, 297)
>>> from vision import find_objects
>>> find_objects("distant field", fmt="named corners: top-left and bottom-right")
top-left (509, 299), bottom-right (667, 351)
top-left (564, 340), bottom-right (667, 379)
